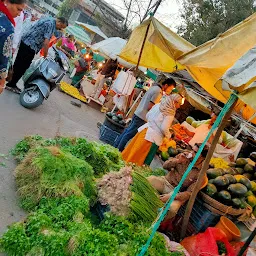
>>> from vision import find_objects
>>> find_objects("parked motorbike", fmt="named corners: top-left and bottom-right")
top-left (20, 47), bottom-right (69, 109)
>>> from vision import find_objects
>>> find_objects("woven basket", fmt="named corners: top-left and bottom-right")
top-left (200, 192), bottom-right (247, 216)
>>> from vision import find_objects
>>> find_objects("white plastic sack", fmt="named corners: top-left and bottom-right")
top-left (112, 70), bottom-right (136, 96)
top-left (113, 94), bottom-right (128, 111)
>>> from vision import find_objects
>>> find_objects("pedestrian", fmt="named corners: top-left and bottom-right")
top-left (91, 58), bottom-right (118, 100)
top-left (0, 0), bottom-right (26, 94)
top-left (114, 78), bottom-right (177, 151)
top-left (6, 16), bottom-right (68, 93)
top-left (122, 94), bottom-right (183, 166)
top-left (12, 9), bottom-right (24, 62)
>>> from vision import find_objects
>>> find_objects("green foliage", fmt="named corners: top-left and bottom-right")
top-left (58, 0), bottom-right (80, 17)
top-left (178, 0), bottom-right (255, 46)
top-left (0, 223), bottom-right (31, 255)
top-left (15, 147), bottom-right (96, 210)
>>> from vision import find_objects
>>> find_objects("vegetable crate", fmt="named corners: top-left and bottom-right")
top-left (178, 197), bottom-right (221, 235)
top-left (99, 124), bottom-right (121, 146)
top-left (165, 198), bottom-right (221, 241)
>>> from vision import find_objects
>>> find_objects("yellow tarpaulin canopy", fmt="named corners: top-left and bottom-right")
top-left (177, 13), bottom-right (256, 124)
top-left (119, 16), bottom-right (195, 73)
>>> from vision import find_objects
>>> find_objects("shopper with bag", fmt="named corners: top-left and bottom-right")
top-left (114, 78), bottom-right (177, 151)
top-left (0, 0), bottom-right (26, 94)
top-left (91, 58), bottom-right (118, 100)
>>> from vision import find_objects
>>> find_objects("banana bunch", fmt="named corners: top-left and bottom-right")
top-left (60, 82), bottom-right (87, 103)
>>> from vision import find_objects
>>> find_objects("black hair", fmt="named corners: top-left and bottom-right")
top-left (9, 0), bottom-right (26, 3)
top-left (57, 17), bottom-right (69, 26)
top-left (163, 78), bottom-right (176, 87)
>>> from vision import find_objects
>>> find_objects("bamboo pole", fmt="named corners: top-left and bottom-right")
top-left (135, 17), bottom-right (152, 73)
top-left (180, 97), bottom-right (238, 239)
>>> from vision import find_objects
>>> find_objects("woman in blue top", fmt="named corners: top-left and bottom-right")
top-left (0, 0), bottom-right (26, 94)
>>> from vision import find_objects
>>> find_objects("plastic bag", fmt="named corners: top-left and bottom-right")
top-left (113, 94), bottom-right (128, 111)
top-left (181, 227), bottom-right (236, 256)
top-left (112, 70), bottom-right (136, 96)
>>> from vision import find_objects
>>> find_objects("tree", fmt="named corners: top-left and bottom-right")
top-left (177, 0), bottom-right (255, 46)
top-left (93, 0), bottom-right (163, 38)
top-left (58, 0), bottom-right (80, 17)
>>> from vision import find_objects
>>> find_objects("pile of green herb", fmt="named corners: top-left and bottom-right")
top-left (0, 210), bottom-right (179, 256)
top-left (11, 136), bottom-right (124, 177)
top-left (15, 146), bottom-right (96, 210)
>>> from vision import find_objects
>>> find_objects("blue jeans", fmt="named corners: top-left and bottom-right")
top-left (114, 114), bottom-right (146, 151)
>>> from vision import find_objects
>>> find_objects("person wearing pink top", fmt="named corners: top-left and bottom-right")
top-left (56, 34), bottom-right (76, 58)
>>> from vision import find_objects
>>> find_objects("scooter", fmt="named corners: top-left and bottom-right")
top-left (20, 47), bottom-right (69, 109)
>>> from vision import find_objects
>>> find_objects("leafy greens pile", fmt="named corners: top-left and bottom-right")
top-left (0, 136), bottom-right (184, 256)
top-left (11, 135), bottom-right (124, 177)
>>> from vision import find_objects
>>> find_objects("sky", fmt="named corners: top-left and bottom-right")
top-left (106, 0), bottom-right (182, 31)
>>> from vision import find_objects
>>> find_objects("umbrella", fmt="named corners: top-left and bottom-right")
top-left (91, 37), bottom-right (147, 72)
top-left (91, 37), bottom-right (127, 59)
top-left (65, 25), bottom-right (91, 45)
top-left (76, 21), bottom-right (108, 40)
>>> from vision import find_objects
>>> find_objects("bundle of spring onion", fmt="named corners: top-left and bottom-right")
top-left (97, 167), bottom-right (163, 224)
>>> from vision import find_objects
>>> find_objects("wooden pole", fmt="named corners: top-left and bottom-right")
top-left (180, 97), bottom-right (238, 239)
top-left (135, 17), bottom-right (152, 73)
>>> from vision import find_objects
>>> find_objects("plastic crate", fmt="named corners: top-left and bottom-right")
top-left (99, 124), bottom-right (121, 146)
top-left (177, 197), bottom-right (221, 236)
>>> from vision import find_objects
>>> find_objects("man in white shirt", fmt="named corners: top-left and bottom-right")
top-left (13, 11), bottom-right (24, 62)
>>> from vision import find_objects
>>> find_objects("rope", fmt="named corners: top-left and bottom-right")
top-left (138, 93), bottom-right (238, 256)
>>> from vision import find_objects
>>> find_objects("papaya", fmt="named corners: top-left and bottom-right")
top-left (208, 179), bottom-right (215, 184)
top-left (168, 147), bottom-right (178, 156)
top-left (161, 152), bottom-right (170, 161)
top-left (240, 198), bottom-right (247, 209)
top-left (213, 176), bottom-right (229, 187)
top-left (234, 175), bottom-right (244, 183)
top-left (159, 145), bottom-right (168, 153)
top-left (244, 164), bottom-right (254, 173)
top-left (223, 174), bottom-right (236, 184)
top-left (235, 168), bottom-right (244, 174)
top-left (206, 168), bottom-right (223, 179)
top-left (232, 198), bottom-right (243, 209)
top-left (240, 177), bottom-right (252, 190)
top-left (251, 181), bottom-right (256, 192)
top-left (166, 140), bottom-right (176, 149)
top-left (229, 162), bottom-right (236, 167)
top-left (236, 158), bottom-right (248, 167)
top-left (205, 184), bottom-right (217, 197)
top-left (228, 183), bottom-right (248, 198)
top-left (243, 173), bottom-right (253, 180)
top-left (186, 116), bottom-right (195, 125)
top-left (247, 195), bottom-right (256, 208)
top-left (246, 191), bottom-right (254, 197)
top-left (250, 152), bottom-right (256, 162)
top-left (218, 190), bottom-right (232, 204)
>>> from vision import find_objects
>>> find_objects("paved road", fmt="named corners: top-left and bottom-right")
top-left (0, 88), bottom-right (104, 235)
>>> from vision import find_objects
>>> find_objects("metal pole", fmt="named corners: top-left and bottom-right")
top-left (238, 227), bottom-right (256, 256)
top-left (152, 0), bottom-right (163, 16)
top-left (180, 96), bottom-right (238, 239)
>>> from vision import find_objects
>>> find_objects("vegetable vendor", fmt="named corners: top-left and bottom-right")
top-left (71, 57), bottom-right (89, 88)
top-left (148, 145), bottom-right (209, 219)
top-left (122, 94), bottom-right (183, 166)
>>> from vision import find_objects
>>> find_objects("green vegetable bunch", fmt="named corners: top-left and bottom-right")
top-left (15, 147), bottom-right (96, 210)
top-left (129, 172), bottom-right (163, 223)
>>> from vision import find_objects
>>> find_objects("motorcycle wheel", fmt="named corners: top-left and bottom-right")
top-left (20, 88), bottom-right (44, 109)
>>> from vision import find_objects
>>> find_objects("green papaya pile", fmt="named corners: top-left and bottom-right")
top-left (204, 158), bottom-right (256, 211)
top-left (106, 112), bottom-right (126, 126)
